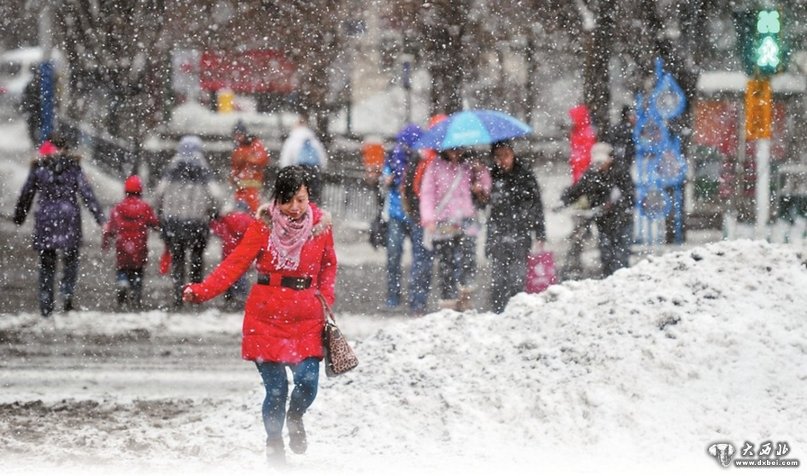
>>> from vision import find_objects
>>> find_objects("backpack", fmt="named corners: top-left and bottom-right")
top-left (298, 138), bottom-right (322, 167)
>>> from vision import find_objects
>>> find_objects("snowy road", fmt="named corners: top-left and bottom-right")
top-left (0, 332), bottom-right (251, 401)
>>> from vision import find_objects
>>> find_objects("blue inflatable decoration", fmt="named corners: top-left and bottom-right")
top-left (634, 58), bottom-right (687, 245)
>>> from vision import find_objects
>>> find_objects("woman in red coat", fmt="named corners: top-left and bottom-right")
top-left (183, 166), bottom-right (336, 466)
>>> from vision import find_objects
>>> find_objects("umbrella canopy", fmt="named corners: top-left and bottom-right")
top-left (415, 109), bottom-right (531, 151)
top-left (395, 123), bottom-right (425, 147)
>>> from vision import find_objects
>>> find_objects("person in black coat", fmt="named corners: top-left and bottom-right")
top-left (560, 142), bottom-right (635, 277)
top-left (13, 132), bottom-right (106, 316)
top-left (20, 67), bottom-right (42, 145)
top-left (485, 141), bottom-right (546, 313)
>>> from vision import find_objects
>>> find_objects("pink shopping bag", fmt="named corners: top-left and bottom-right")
top-left (525, 251), bottom-right (557, 294)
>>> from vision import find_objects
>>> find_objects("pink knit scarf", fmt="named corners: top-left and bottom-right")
top-left (268, 203), bottom-right (313, 270)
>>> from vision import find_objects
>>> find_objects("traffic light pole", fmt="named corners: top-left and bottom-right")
top-left (745, 77), bottom-right (773, 239)
top-left (755, 137), bottom-right (771, 238)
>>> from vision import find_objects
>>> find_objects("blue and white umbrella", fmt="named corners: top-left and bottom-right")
top-left (416, 109), bottom-right (531, 151)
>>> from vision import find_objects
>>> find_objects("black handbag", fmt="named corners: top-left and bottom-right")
top-left (317, 295), bottom-right (359, 377)
top-left (369, 213), bottom-right (387, 249)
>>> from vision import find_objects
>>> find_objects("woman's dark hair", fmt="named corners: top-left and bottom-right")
top-left (439, 148), bottom-right (467, 162)
top-left (272, 166), bottom-right (310, 204)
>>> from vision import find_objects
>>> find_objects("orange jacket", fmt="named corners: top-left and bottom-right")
top-left (230, 138), bottom-right (269, 190)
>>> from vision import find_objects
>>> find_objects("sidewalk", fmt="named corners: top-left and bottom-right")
top-left (3, 118), bottom-right (795, 317)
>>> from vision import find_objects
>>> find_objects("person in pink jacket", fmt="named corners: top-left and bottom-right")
top-left (419, 148), bottom-right (491, 311)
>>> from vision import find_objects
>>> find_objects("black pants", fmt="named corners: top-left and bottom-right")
top-left (116, 268), bottom-right (144, 308)
top-left (163, 220), bottom-right (209, 306)
top-left (488, 241), bottom-right (529, 314)
top-left (38, 248), bottom-right (79, 316)
top-left (432, 234), bottom-right (476, 300)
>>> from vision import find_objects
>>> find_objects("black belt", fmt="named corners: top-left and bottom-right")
top-left (257, 273), bottom-right (312, 290)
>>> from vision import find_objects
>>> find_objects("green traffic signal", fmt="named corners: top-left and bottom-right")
top-left (753, 9), bottom-right (785, 76)
top-left (756, 10), bottom-right (780, 34)
top-left (756, 36), bottom-right (781, 69)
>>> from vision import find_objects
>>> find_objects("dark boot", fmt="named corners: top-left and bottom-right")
top-left (286, 413), bottom-right (307, 454)
top-left (116, 288), bottom-right (127, 308)
top-left (63, 296), bottom-right (74, 312)
top-left (266, 437), bottom-right (286, 467)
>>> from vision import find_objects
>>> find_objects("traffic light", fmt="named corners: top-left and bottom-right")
top-left (754, 9), bottom-right (785, 75)
top-left (734, 8), bottom-right (789, 77)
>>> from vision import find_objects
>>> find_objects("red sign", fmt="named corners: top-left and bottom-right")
top-left (200, 50), bottom-right (297, 94)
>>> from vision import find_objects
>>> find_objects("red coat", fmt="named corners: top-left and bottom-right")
top-left (102, 195), bottom-right (159, 269)
top-left (210, 211), bottom-right (254, 258)
top-left (187, 205), bottom-right (337, 364)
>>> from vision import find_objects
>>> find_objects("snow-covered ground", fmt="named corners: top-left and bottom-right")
top-left (2, 118), bottom-right (806, 475)
top-left (1, 240), bottom-right (805, 476)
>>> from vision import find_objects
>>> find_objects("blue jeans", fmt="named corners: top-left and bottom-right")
top-left (39, 248), bottom-right (79, 316)
top-left (386, 217), bottom-right (433, 311)
top-left (255, 358), bottom-right (320, 440)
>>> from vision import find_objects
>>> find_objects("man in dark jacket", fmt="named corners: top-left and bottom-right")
top-left (485, 141), bottom-right (547, 313)
top-left (13, 132), bottom-right (106, 316)
top-left (560, 142), bottom-right (635, 277)
top-left (20, 67), bottom-right (42, 145)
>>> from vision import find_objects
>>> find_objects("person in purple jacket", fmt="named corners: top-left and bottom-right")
top-left (13, 131), bottom-right (105, 317)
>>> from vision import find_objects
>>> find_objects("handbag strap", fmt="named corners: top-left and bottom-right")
top-left (434, 170), bottom-right (464, 217)
top-left (316, 293), bottom-right (336, 323)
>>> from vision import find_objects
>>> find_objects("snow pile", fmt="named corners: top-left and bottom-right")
top-left (1, 240), bottom-right (806, 475)
top-left (308, 240), bottom-right (807, 472)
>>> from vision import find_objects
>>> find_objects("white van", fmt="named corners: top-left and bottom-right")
top-left (0, 47), bottom-right (67, 115)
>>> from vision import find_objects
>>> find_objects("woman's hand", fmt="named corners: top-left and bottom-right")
top-left (182, 285), bottom-right (202, 303)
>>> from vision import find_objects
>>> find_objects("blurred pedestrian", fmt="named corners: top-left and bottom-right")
top-left (279, 115), bottom-right (328, 203)
top-left (362, 137), bottom-right (387, 249)
top-left (154, 135), bottom-right (223, 308)
top-left (564, 104), bottom-right (598, 277)
top-left (560, 142), bottom-right (635, 276)
top-left (230, 121), bottom-right (269, 212)
top-left (381, 124), bottom-right (432, 314)
top-left (182, 166), bottom-right (336, 466)
top-left (485, 141), bottom-right (546, 313)
top-left (20, 66), bottom-right (42, 146)
top-left (568, 104), bottom-right (596, 184)
top-left (420, 147), bottom-right (491, 311)
top-left (13, 131), bottom-right (105, 316)
top-left (604, 105), bottom-right (636, 170)
top-left (209, 200), bottom-right (255, 310)
top-left (101, 175), bottom-right (160, 310)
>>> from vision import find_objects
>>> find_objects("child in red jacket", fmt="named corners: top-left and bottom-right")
top-left (102, 176), bottom-right (160, 309)
top-left (210, 200), bottom-right (255, 308)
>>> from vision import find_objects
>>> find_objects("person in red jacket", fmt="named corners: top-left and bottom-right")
top-left (230, 121), bottom-right (269, 212)
top-left (209, 200), bottom-right (255, 309)
top-left (102, 175), bottom-right (159, 309)
top-left (568, 104), bottom-right (597, 184)
top-left (183, 166), bottom-right (336, 466)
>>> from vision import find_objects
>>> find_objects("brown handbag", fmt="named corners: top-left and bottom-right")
top-left (317, 294), bottom-right (359, 377)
